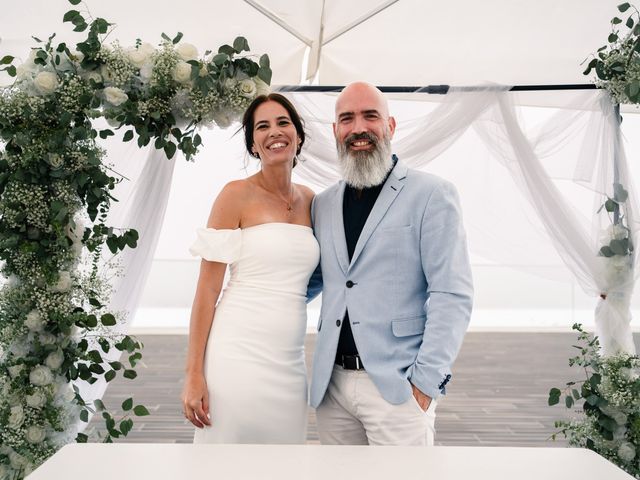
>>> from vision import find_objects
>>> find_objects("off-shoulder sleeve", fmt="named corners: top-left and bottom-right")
top-left (189, 228), bottom-right (242, 263)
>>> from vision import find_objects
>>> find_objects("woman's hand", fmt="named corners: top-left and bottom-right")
top-left (182, 372), bottom-right (211, 428)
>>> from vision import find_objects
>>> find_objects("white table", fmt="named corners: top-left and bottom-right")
top-left (27, 444), bottom-right (635, 480)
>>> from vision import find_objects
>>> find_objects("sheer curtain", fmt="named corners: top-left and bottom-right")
top-left (290, 88), bottom-right (638, 355)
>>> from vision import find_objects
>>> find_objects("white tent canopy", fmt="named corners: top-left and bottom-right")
top-left (0, 0), bottom-right (627, 87)
top-left (2, 1), bottom-right (639, 336)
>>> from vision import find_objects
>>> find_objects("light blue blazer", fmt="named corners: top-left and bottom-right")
top-left (307, 159), bottom-right (473, 408)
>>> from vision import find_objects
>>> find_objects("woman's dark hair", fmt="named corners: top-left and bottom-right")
top-left (241, 93), bottom-right (305, 168)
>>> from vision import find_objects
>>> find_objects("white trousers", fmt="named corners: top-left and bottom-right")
top-left (316, 366), bottom-right (437, 446)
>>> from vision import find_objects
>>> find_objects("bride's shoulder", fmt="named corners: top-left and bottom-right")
top-left (220, 179), bottom-right (253, 195)
top-left (207, 180), bottom-right (252, 229)
top-left (295, 184), bottom-right (316, 202)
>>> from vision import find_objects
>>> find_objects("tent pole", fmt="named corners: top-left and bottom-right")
top-left (277, 84), bottom-right (598, 93)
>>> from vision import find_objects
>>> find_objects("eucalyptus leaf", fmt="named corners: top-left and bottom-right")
top-left (133, 405), bottom-right (150, 416)
top-left (63, 10), bottom-right (80, 22)
top-left (101, 313), bottom-right (116, 326)
top-left (258, 66), bottom-right (272, 85)
top-left (122, 397), bottom-right (133, 411)
top-left (613, 183), bottom-right (628, 202)
top-left (618, 2), bottom-right (631, 12)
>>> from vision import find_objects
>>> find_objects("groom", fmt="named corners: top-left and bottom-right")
top-left (307, 82), bottom-right (473, 445)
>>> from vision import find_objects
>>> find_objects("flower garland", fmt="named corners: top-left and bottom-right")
top-left (0, 1), bottom-right (271, 478)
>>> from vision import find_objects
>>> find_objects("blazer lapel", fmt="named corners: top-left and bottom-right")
top-left (349, 161), bottom-right (407, 270)
top-left (331, 181), bottom-right (350, 275)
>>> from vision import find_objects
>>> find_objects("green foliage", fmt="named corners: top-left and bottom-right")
top-left (585, 3), bottom-right (640, 104)
top-left (0, 1), bottom-right (273, 475)
top-left (549, 324), bottom-right (640, 477)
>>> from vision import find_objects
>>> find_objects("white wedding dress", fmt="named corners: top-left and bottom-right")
top-left (189, 222), bottom-right (320, 444)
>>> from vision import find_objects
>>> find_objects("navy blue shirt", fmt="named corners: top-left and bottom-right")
top-left (335, 159), bottom-right (396, 362)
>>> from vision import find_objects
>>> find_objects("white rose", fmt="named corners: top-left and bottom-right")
top-left (9, 340), bottom-right (30, 357)
top-left (83, 70), bottom-right (103, 85)
top-left (33, 71), bottom-right (59, 95)
top-left (618, 442), bottom-right (636, 462)
top-left (30, 365), bottom-right (54, 386)
top-left (212, 110), bottom-right (232, 129)
top-left (38, 332), bottom-right (57, 345)
top-left (609, 224), bottom-right (628, 241)
top-left (9, 451), bottom-right (28, 470)
top-left (26, 425), bottom-right (46, 444)
top-left (224, 78), bottom-right (237, 90)
top-left (239, 79), bottom-right (257, 98)
top-left (26, 391), bottom-right (47, 409)
top-left (16, 63), bottom-right (35, 81)
top-left (100, 65), bottom-right (115, 85)
top-left (254, 77), bottom-right (270, 97)
top-left (8, 406), bottom-right (24, 429)
top-left (24, 309), bottom-right (43, 332)
top-left (172, 61), bottom-right (192, 84)
top-left (52, 271), bottom-right (73, 293)
top-left (65, 218), bottom-right (85, 243)
top-left (619, 367), bottom-right (640, 381)
top-left (176, 42), bottom-right (198, 61)
top-left (127, 43), bottom-right (154, 68)
top-left (8, 364), bottom-right (25, 379)
top-left (70, 50), bottom-right (84, 63)
top-left (47, 153), bottom-right (64, 170)
top-left (106, 116), bottom-right (122, 128)
top-left (45, 349), bottom-right (64, 370)
top-left (103, 86), bottom-right (129, 107)
top-left (140, 63), bottom-right (153, 82)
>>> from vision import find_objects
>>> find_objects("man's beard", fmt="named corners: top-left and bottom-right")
top-left (337, 131), bottom-right (393, 189)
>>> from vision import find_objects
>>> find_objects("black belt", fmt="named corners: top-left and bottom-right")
top-left (336, 354), bottom-right (365, 370)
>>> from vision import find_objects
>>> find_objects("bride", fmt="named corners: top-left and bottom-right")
top-left (182, 93), bottom-right (319, 443)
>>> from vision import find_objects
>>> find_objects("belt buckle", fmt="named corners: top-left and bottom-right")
top-left (341, 354), bottom-right (362, 370)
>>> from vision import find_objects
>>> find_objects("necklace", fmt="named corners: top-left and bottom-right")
top-left (284, 184), bottom-right (294, 212)
top-left (258, 177), bottom-right (294, 212)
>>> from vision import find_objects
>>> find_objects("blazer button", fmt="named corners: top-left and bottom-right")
top-left (346, 280), bottom-right (354, 288)
top-left (336, 319), bottom-right (341, 327)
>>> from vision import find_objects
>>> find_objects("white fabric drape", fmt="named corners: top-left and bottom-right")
top-left (289, 88), bottom-right (638, 355)
top-left (76, 147), bottom-right (177, 409)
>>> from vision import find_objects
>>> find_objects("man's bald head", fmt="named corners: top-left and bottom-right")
top-left (335, 82), bottom-right (391, 119)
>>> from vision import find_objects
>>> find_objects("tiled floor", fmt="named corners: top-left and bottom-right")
top-left (88, 332), bottom-right (640, 446)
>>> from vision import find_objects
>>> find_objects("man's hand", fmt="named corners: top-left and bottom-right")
top-left (411, 383), bottom-right (432, 412)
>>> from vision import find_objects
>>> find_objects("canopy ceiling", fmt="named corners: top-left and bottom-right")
top-left (0, 0), bottom-right (627, 87)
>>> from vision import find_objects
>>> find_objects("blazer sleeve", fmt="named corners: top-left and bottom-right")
top-left (408, 180), bottom-right (473, 399)
top-left (306, 195), bottom-right (323, 303)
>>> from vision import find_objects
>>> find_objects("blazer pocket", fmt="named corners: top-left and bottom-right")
top-left (391, 315), bottom-right (426, 337)
top-left (379, 224), bottom-right (413, 233)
